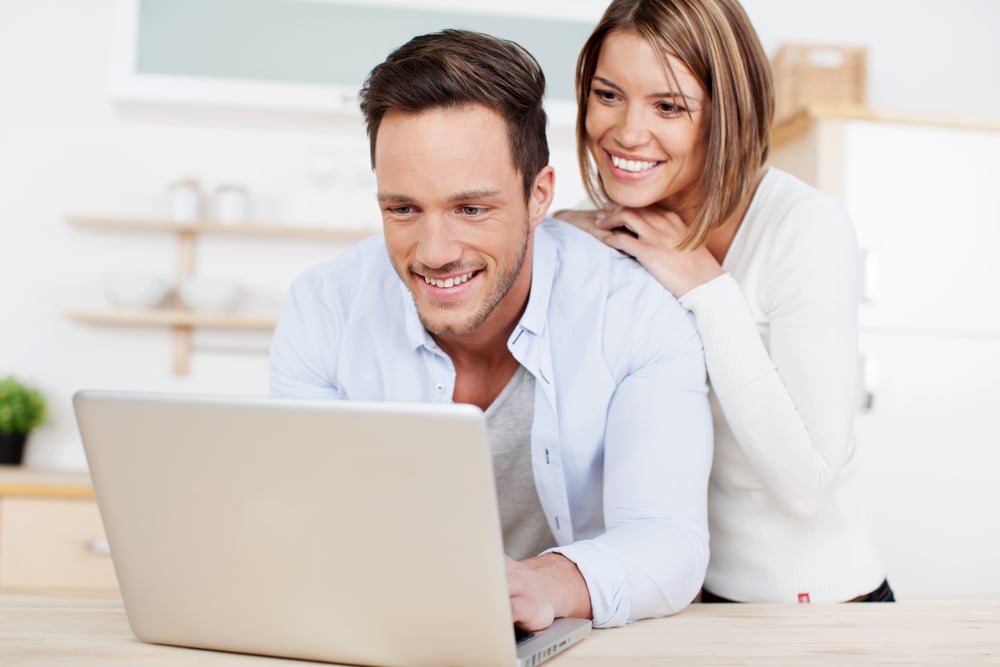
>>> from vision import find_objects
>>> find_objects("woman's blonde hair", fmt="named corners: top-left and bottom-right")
top-left (576, 0), bottom-right (773, 249)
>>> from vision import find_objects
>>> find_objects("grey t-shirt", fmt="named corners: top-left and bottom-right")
top-left (484, 365), bottom-right (556, 561)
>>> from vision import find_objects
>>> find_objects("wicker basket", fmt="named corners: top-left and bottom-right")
top-left (772, 43), bottom-right (868, 121)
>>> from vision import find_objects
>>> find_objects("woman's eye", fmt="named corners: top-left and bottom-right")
top-left (593, 88), bottom-right (618, 103)
top-left (658, 97), bottom-right (693, 116)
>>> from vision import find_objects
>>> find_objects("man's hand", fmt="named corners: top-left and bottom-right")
top-left (505, 553), bottom-right (592, 631)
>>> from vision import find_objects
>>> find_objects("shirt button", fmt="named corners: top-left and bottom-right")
top-left (435, 384), bottom-right (445, 392)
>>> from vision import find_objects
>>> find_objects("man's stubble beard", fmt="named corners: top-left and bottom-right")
top-left (415, 218), bottom-right (530, 337)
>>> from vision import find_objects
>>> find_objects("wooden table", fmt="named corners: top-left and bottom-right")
top-left (3, 595), bottom-right (997, 665)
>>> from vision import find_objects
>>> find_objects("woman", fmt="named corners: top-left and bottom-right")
top-left (556, 0), bottom-right (894, 603)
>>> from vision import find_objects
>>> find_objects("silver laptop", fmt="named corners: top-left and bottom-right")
top-left (73, 390), bottom-right (590, 667)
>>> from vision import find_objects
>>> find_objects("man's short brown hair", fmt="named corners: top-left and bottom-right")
top-left (360, 29), bottom-right (550, 201)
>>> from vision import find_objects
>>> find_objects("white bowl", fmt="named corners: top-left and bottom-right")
top-left (100, 273), bottom-right (171, 310)
top-left (178, 278), bottom-right (243, 312)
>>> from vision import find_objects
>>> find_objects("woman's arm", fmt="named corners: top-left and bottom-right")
top-left (680, 198), bottom-right (861, 519)
top-left (561, 194), bottom-right (861, 519)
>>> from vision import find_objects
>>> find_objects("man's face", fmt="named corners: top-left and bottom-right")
top-left (375, 104), bottom-right (551, 341)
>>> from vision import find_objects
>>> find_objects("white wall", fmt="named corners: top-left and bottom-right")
top-left (743, 0), bottom-right (1000, 120)
top-left (1, 0), bottom-right (998, 595)
top-left (405, 0), bottom-right (1000, 119)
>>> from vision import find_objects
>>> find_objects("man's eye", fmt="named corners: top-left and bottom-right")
top-left (461, 206), bottom-right (487, 216)
top-left (388, 206), bottom-right (412, 215)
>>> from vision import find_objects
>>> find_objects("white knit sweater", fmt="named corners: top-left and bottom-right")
top-left (679, 168), bottom-right (886, 602)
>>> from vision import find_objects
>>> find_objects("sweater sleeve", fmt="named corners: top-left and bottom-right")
top-left (679, 196), bottom-right (860, 519)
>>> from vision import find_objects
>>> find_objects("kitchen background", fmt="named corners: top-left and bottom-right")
top-left (1, 0), bottom-right (998, 599)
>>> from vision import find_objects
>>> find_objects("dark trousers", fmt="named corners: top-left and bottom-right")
top-left (700, 579), bottom-right (896, 603)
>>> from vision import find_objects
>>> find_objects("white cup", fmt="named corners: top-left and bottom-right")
top-left (213, 184), bottom-right (249, 224)
top-left (169, 179), bottom-right (203, 222)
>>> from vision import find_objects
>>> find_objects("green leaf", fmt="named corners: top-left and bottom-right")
top-left (0, 376), bottom-right (48, 434)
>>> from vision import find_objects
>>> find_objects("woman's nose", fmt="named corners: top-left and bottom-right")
top-left (612, 105), bottom-right (651, 149)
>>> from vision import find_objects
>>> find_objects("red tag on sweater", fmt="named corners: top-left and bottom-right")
top-left (798, 593), bottom-right (811, 604)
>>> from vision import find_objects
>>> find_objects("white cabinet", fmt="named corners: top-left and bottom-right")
top-left (855, 335), bottom-right (1000, 599)
top-left (843, 122), bottom-right (1000, 333)
top-left (769, 110), bottom-right (1000, 600)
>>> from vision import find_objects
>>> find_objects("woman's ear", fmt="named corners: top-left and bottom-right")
top-left (528, 165), bottom-right (556, 228)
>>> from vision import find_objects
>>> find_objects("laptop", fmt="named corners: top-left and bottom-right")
top-left (73, 390), bottom-right (590, 667)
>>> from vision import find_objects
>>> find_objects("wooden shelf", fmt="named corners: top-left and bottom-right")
top-left (63, 309), bottom-right (277, 330)
top-left (65, 213), bottom-right (366, 374)
top-left (66, 214), bottom-right (376, 241)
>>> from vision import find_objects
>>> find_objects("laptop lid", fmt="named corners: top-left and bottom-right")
top-left (73, 390), bottom-right (589, 667)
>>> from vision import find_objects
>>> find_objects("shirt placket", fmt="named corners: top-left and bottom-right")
top-left (509, 326), bottom-right (573, 545)
top-left (421, 343), bottom-right (456, 403)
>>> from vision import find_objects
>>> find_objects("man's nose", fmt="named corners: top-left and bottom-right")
top-left (415, 215), bottom-right (462, 270)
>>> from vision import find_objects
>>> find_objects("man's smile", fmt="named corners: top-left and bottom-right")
top-left (420, 269), bottom-right (480, 289)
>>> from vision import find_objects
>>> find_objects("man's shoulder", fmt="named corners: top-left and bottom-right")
top-left (289, 233), bottom-right (394, 304)
top-left (539, 218), bottom-right (675, 303)
top-left (537, 219), bottom-right (700, 375)
top-left (539, 217), bottom-right (611, 257)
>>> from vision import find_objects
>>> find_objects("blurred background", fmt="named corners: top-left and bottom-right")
top-left (0, 0), bottom-right (998, 600)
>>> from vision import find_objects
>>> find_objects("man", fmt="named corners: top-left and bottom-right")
top-left (269, 29), bottom-right (712, 630)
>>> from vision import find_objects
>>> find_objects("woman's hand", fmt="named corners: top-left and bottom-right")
top-left (551, 208), bottom-right (616, 241)
top-left (597, 205), bottom-right (723, 298)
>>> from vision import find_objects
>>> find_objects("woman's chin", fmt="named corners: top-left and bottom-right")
top-left (604, 189), bottom-right (661, 210)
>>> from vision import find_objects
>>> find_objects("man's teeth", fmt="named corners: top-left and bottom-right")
top-left (611, 155), bottom-right (657, 172)
top-left (424, 271), bottom-right (475, 288)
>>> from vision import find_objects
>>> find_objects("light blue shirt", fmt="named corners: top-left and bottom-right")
top-left (269, 219), bottom-right (712, 627)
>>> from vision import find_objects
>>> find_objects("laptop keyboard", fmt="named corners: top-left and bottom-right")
top-left (514, 625), bottom-right (536, 645)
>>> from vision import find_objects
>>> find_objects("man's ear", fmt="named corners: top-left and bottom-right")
top-left (527, 165), bottom-right (556, 228)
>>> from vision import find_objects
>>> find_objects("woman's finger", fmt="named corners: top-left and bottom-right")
top-left (602, 226), bottom-right (643, 258)
top-left (594, 203), bottom-right (626, 229)
top-left (635, 206), bottom-right (690, 240)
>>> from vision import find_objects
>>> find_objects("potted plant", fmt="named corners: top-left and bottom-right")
top-left (0, 375), bottom-right (47, 465)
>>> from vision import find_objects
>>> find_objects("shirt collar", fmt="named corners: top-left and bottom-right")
top-left (400, 280), bottom-right (435, 351)
top-left (517, 221), bottom-right (556, 337)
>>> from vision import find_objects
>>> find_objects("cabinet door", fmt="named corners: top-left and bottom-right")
top-left (855, 333), bottom-right (1000, 600)
top-left (0, 497), bottom-right (118, 594)
top-left (842, 121), bottom-right (1000, 333)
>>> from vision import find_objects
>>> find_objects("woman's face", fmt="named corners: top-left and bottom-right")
top-left (585, 31), bottom-right (709, 213)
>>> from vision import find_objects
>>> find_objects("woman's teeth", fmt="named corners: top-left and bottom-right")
top-left (611, 155), bottom-right (657, 173)
top-left (424, 271), bottom-right (475, 288)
